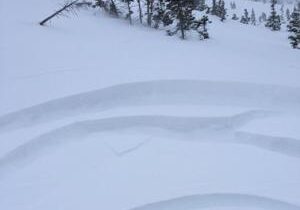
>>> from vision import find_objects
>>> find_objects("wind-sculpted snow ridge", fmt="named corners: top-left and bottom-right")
top-left (0, 80), bottom-right (299, 132)
top-left (234, 132), bottom-right (300, 158)
top-left (1, 110), bottom-right (300, 176)
top-left (127, 193), bottom-right (300, 210)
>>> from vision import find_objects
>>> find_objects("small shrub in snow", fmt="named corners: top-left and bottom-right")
top-left (232, 13), bottom-right (239, 20)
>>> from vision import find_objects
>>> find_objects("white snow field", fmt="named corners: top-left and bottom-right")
top-left (0, 0), bottom-right (300, 209)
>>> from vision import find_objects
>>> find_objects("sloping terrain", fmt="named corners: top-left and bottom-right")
top-left (0, 0), bottom-right (300, 210)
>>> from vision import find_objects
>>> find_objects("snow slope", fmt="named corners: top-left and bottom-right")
top-left (0, 0), bottom-right (300, 210)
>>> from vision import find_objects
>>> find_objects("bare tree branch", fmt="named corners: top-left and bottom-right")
top-left (39, 0), bottom-right (79, 26)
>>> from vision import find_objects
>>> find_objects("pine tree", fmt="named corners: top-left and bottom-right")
top-left (212, 0), bottom-right (226, 20)
top-left (259, 12), bottom-right (267, 23)
top-left (95, 0), bottom-right (119, 17)
top-left (194, 0), bottom-right (200, 8)
top-left (211, 0), bottom-right (217, 15)
top-left (287, 7), bottom-right (300, 48)
top-left (146, 0), bottom-right (154, 27)
top-left (233, 1), bottom-right (236, 9)
top-left (251, 8), bottom-right (256, 25)
top-left (280, 5), bottom-right (285, 24)
top-left (265, 0), bottom-right (281, 31)
top-left (197, 0), bottom-right (206, 11)
top-left (152, 0), bottom-right (166, 28)
top-left (164, 0), bottom-right (196, 39)
top-left (230, 1), bottom-right (236, 10)
top-left (109, 0), bottom-right (119, 17)
top-left (286, 8), bottom-right (291, 21)
top-left (240, 9), bottom-right (250, 24)
top-left (218, 0), bottom-right (226, 21)
top-left (193, 15), bottom-right (210, 39)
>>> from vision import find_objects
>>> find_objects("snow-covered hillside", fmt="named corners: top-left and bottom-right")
top-left (0, 0), bottom-right (300, 209)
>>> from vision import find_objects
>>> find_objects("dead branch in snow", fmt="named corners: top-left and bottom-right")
top-left (39, 0), bottom-right (80, 26)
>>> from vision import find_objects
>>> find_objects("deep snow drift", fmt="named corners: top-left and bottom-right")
top-left (0, 0), bottom-right (300, 210)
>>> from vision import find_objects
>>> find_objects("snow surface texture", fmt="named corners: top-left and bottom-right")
top-left (0, 0), bottom-right (300, 209)
top-left (128, 193), bottom-right (300, 210)
top-left (1, 80), bottom-right (299, 132)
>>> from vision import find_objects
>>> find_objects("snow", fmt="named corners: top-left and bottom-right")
top-left (0, 0), bottom-right (300, 209)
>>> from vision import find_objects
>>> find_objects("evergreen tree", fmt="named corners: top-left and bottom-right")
top-left (251, 8), bottom-right (256, 25)
top-left (95, 0), bottom-right (119, 17)
top-left (212, 0), bottom-right (226, 20)
top-left (259, 12), bottom-right (267, 23)
top-left (218, 0), bottom-right (226, 21)
top-left (265, 0), bottom-right (281, 31)
top-left (233, 1), bottom-right (236, 9)
top-left (240, 9), bottom-right (250, 24)
top-left (146, 0), bottom-right (154, 26)
top-left (109, 0), bottom-right (119, 17)
top-left (95, 0), bottom-right (104, 8)
top-left (197, 0), bottom-right (206, 11)
top-left (280, 5), bottom-right (285, 24)
top-left (164, 0), bottom-right (196, 39)
top-left (152, 0), bottom-right (166, 28)
top-left (193, 15), bottom-right (210, 39)
top-left (287, 7), bottom-right (300, 48)
top-left (286, 8), bottom-right (291, 21)
top-left (194, 0), bottom-right (200, 8)
top-left (211, 0), bottom-right (217, 15)
top-left (230, 1), bottom-right (236, 10)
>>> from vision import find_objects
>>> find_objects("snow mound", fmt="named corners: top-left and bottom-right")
top-left (128, 193), bottom-right (300, 210)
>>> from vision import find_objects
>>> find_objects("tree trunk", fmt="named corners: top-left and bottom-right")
top-left (146, 0), bottom-right (153, 26)
top-left (137, 0), bottom-right (143, 24)
top-left (178, 3), bottom-right (185, 39)
top-left (127, 1), bottom-right (132, 25)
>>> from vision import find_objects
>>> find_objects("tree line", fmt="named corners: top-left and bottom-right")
top-left (230, 0), bottom-right (300, 48)
top-left (39, 0), bottom-right (299, 48)
top-left (94, 0), bottom-right (212, 40)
